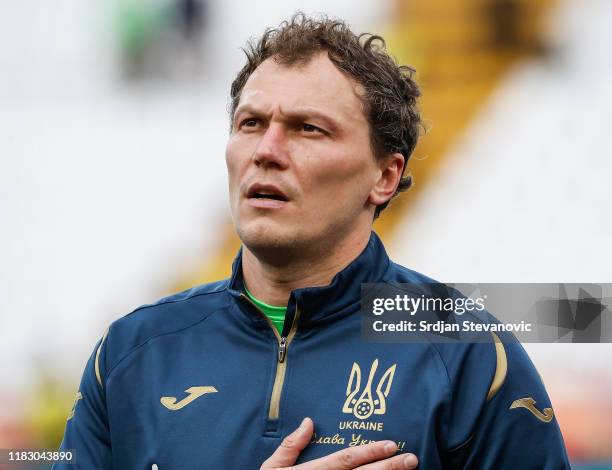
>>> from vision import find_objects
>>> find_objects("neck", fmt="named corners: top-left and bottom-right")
top-left (241, 227), bottom-right (372, 306)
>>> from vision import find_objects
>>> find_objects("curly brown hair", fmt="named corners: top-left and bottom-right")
top-left (230, 13), bottom-right (422, 217)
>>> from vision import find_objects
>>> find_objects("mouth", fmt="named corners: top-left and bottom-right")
top-left (246, 184), bottom-right (289, 202)
top-left (245, 183), bottom-right (290, 210)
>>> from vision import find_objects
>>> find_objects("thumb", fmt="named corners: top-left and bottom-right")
top-left (261, 417), bottom-right (314, 469)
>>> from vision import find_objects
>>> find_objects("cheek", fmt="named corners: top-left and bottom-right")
top-left (301, 153), bottom-right (375, 209)
top-left (225, 153), bottom-right (245, 215)
top-left (225, 138), bottom-right (248, 189)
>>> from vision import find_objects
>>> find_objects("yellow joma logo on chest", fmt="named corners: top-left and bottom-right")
top-left (160, 386), bottom-right (218, 410)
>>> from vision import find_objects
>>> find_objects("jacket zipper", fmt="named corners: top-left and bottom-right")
top-left (240, 294), bottom-right (301, 421)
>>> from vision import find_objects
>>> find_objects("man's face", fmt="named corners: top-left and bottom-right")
top-left (226, 53), bottom-right (381, 257)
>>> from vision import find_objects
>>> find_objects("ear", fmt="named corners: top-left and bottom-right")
top-left (368, 153), bottom-right (405, 207)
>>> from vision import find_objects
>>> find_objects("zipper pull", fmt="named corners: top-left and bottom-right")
top-left (278, 336), bottom-right (287, 363)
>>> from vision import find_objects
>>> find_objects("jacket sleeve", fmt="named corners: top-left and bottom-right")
top-left (445, 333), bottom-right (571, 469)
top-left (52, 330), bottom-right (112, 469)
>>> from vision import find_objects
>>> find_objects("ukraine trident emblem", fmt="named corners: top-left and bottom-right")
top-left (342, 359), bottom-right (396, 420)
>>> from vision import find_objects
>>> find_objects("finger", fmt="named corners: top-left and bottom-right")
top-left (357, 452), bottom-right (418, 470)
top-left (300, 440), bottom-right (399, 470)
top-left (260, 417), bottom-right (314, 469)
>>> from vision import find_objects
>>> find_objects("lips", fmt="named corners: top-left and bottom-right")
top-left (246, 183), bottom-right (289, 202)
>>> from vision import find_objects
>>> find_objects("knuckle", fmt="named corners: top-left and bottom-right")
top-left (281, 435), bottom-right (296, 448)
top-left (338, 449), bottom-right (355, 467)
top-left (365, 445), bottom-right (379, 461)
top-left (389, 455), bottom-right (407, 470)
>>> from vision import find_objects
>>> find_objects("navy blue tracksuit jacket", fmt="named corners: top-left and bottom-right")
top-left (55, 232), bottom-right (570, 469)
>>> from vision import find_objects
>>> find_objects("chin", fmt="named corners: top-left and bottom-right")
top-left (236, 219), bottom-right (301, 253)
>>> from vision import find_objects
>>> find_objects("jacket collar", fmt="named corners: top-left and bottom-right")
top-left (227, 231), bottom-right (391, 325)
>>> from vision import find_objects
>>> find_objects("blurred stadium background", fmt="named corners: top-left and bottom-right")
top-left (1, 0), bottom-right (611, 468)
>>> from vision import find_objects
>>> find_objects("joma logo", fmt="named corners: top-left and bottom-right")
top-left (342, 359), bottom-right (396, 420)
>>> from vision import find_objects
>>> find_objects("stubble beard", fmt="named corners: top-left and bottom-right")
top-left (236, 219), bottom-right (314, 267)
top-left (236, 208), bottom-right (361, 270)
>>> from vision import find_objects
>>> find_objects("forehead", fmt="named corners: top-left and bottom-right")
top-left (238, 52), bottom-right (366, 120)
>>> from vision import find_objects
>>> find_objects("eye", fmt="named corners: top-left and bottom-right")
top-left (239, 118), bottom-right (259, 129)
top-left (302, 123), bottom-right (322, 133)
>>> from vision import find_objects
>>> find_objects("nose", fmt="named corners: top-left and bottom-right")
top-left (252, 123), bottom-right (289, 170)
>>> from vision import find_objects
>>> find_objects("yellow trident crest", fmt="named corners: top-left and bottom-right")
top-left (342, 359), bottom-right (396, 420)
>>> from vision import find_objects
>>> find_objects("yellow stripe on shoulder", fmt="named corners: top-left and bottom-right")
top-left (95, 327), bottom-right (110, 388)
top-left (486, 331), bottom-right (507, 401)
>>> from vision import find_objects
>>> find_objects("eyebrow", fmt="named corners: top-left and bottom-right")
top-left (233, 104), bottom-right (342, 133)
